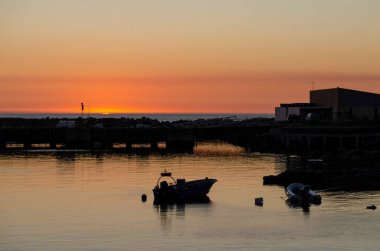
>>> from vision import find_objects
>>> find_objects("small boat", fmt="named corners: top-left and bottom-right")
top-left (153, 171), bottom-right (217, 203)
top-left (285, 183), bottom-right (321, 205)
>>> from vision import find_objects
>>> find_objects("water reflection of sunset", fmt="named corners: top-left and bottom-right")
top-left (194, 142), bottom-right (245, 156)
top-left (2, 148), bottom-right (380, 250)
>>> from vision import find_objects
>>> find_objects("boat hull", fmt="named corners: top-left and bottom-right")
top-left (286, 183), bottom-right (321, 205)
top-left (153, 178), bottom-right (217, 203)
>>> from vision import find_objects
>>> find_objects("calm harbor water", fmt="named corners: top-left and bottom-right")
top-left (1, 142), bottom-right (379, 251)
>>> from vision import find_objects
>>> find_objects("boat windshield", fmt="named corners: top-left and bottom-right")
top-left (156, 173), bottom-right (176, 187)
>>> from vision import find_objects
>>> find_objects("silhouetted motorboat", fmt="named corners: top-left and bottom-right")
top-left (285, 183), bottom-right (321, 205)
top-left (153, 171), bottom-right (217, 203)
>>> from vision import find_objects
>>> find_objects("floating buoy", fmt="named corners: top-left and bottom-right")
top-left (366, 205), bottom-right (376, 210)
top-left (255, 197), bottom-right (263, 206)
top-left (141, 194), bottom-right (147, 202)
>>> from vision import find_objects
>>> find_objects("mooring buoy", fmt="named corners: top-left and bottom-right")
top-left (141, 194), bottom-right (147, 202)
top-left (255, 197), bottom-right (263, 206)
top-left (366, 205), bottom-right (376, 210)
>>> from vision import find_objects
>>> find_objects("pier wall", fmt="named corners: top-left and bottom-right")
top-left (0, 125), bottom-right (271, 152)
top-left (278, 126), bottom-right (380, 151)
top-left (1, 124), bottom-right (379, 152)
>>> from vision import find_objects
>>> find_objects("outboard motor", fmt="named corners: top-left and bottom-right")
top-left (302, 185), bottom-right (310, 199)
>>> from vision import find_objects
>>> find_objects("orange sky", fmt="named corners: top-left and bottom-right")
top-left (1, 0), bottom-right (380, 113)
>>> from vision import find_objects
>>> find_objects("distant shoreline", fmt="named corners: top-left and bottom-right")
top-left (0, 113), bottom-right (274, 122)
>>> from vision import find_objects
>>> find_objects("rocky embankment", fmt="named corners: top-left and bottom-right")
top-left (264, 148), bottom-right (380, 190)
top-left (263, 169), bottom-right (380, 190)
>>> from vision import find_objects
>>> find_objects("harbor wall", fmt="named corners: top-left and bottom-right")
top-left (1, 117), bottom-right (380, 153)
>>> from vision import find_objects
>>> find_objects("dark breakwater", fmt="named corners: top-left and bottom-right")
top-left (263, 169), bottom-right (380, 190)
top-left (2, 117), bottom-right (380, 154)
top-left (0, 117), bottom-right (273, 152)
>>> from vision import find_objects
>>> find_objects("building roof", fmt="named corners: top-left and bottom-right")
top-left (310, 87), bottom-right (380, 108)
top-left (280, 103), bottom-right (313, 107)
top-left (311, 87), bottom-right (380, 96)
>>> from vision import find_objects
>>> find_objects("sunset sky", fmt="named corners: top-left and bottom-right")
top-left (1, 0), bottom-right (380, 114)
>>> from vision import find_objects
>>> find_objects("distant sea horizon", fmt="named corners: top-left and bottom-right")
top-left (0, 113), bottom-right (274, 122)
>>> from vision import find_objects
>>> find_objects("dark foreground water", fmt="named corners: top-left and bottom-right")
top-left (1, 143), bottom-right (379, 251)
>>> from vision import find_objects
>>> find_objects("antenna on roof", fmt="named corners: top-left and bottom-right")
top-left (311, 81), bottom-right (315, 90)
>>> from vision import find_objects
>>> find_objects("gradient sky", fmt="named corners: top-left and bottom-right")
top-left (1, 0), bottom-right (380, 113)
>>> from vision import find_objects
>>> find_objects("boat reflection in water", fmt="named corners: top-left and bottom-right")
top-left (153, 171), bottom-right (217, 204)
top-left (154, 198), bottom-right (213, 232)
top-left (154, 197), bottom-right (212, 214)
top-left (285, 198), bottom-right (312, 213)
